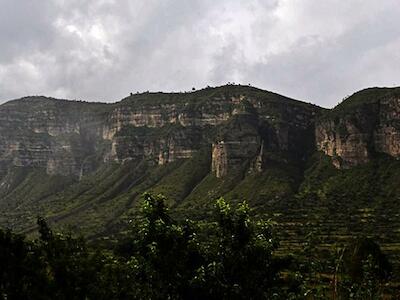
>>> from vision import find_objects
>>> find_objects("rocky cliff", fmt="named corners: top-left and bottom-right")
top-left (2, 86), bottom-right (399, 182)
top-left (103, 87), bottom-right (318, 177)
top-left (1, 86), bottom-right (399, 182)
top-left (0, 86), bottom-right (320, 182)
top-left (315, 88), bottom-right (400, 168)
top-left (1, 85), bottom-right (400, 241)
top-left (1, 84), bottom-right (400, 272)
top-left (0, 97), bottom-right (110, 178)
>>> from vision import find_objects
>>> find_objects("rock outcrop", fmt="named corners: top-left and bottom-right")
top-left (316, 88), bottom-right (400, 168)
top-left (211, 142), bottom-right (228, 178)
top-left (374, 97), bottom-right (400, 157)
top-left (0, 97), bottom-right (109, 177)
top-left (0, 85), bottom-right (399, 181)
top-left (209, 96), bottom-right (318, 177)
top-left (102, 87), bottom-right (318, 177)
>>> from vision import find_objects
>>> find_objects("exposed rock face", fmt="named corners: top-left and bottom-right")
top-left (0, 87), bottom-right (321, 180)
top-left (374, 98), bottom-right (400, 157)
top-left (210, 109), bottom-right (262, 177)
top-left (108, 124), bottom-right (202, 166)
top-left (211, 142), bottom-right (228, 178)
top-left (316, 90), bottom-right (400, 168)
top-left (316, 118), bottom-right (372, 168)
top-left (251, 141), bottom-right (264, 173)
top-left (209, 97), bottom-right (318, 177)
top-left (102, 100), bottom-right (231, 140)
top-left (101, 95), bottom-right (237, 166)
top-left (0, 97), bottom-right (108, 177)
top-left (103, 89), bottom-right (319, 178)
top-left (1, 86), bottom-right (398, 180)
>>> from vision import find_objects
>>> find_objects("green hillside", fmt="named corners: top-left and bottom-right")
top-left (0, 85), bottom-right (399, 275)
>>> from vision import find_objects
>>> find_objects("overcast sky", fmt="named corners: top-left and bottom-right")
top-left (0, 0), bottom-right (399, 107)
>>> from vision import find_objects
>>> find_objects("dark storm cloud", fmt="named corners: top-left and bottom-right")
top-left (0, 0), bottom-right (399, 107)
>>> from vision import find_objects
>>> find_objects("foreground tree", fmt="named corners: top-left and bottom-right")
top-left (0, 229), bottom-right (49, 299)
top-left (0, 194), bottom-right (393, 299)
top-left (126, 193), bottom-right (203, 299)
top-left (119, 194), bottom-right (292, 299)
top-left (193, 198), bottom-right (289, 299)
top-left (339, 238), bottom-right (392, 299)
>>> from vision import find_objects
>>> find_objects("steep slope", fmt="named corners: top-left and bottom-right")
top-left (1, 85), bottom-right (400, 272)
top-left (316, 87), bottom-right (400, 168)
top-left (0, 85), bottom-right (320, 235)
top-left (0, 97), bottom-right (111, 178)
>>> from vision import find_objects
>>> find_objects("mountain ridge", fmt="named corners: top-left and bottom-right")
top-left (0, 85), bottom-right (399, 269)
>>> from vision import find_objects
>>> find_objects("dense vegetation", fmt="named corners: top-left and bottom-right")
top-left (0, 193), bottom-right (395, 299)
top-left (334, 87), bottom-right (400, 112)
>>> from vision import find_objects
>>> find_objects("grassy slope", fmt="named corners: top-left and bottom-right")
top-left (119, 85), bottom-right (314, 108)
top-left (5, 151), bottom-right (398, 256)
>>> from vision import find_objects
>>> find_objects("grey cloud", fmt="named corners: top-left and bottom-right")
top-left (0, 0), bottom-right (399, 107)
top-left (0, 1), bottom-right (57, 63)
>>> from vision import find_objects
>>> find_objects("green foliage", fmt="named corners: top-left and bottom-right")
top-left (122, 194), bottom-right (292, 299)
top-left (199, 198), bottom-right (286, 299)
top-left (119, 84), bottom-right (314, 110)
top-left (150, 147), bottom-right (212, 204)
top-left (1, 217), bottom-right (107, 300)
top-left (344, 238), bottom-right (392, 283)
top-left (334, 87), bottom-right (400, 113)
top-left (0, 228), bottom-right (48, 299)
top-left (0, 193), bottom-right (396, 299)
top-left (126, 193), bottom-right (203, 298)
top-left (0, 194), bottom-right (299, 299)
top-left (338, 252), bottom-right (389, 300)
top-left (298, 229), bottom-right (330, 299)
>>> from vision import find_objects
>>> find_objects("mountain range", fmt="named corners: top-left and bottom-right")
top-left (0, 84), bottom-right (399, 263)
